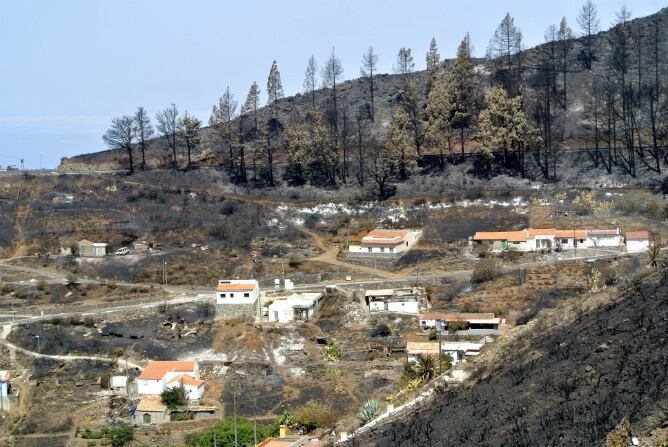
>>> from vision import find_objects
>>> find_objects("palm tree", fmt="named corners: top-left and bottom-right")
top-left (647, 244), bottom-right (661, 269)
top-left (415, 354), bottom-right (438, 382)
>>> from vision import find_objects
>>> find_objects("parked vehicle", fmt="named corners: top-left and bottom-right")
top-left (115, 247), bottom-right (129, 256)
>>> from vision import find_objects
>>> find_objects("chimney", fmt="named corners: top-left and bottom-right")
top-left (279, 424), bottom-right (287, 438)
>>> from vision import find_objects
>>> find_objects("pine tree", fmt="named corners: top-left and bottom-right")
top-left (209, 87), bottom-right (238, 171)
top-left (557, 17), bottom-right (574, 109)
top-left (134, 107), bottom-right (154, 171)
top-left (489, 13), bottom-right (523, 94)
top-left (103, 116), bottom-right (136, 174)
top-left (321, 48), bottom-right (344, 140)
top-left (155, 104), bottom-right (179, 169)
top-left (243, 82), bottom-right (261, 140)
top-left (266, 60), bottom-right (284, 114)
top-left (425, 36), bottom-right (475, 163)
top-left (361, 46), bottom-right (379, 122)
top-left (389, 106), bottom-right (413, 180)
top-left (177, 112), bottom-right (201, 170)
top-left (398, 76), bottom-right (424, 156)
top-left (394, 47), bottom-right (414, 78)
top-left (577, 0), bottom-right (599, 69)
top-left (303, 55), bottom-right (317, 111)
top-left (477, 86), bottom-right (541, 177)
top-left (425, 37), bottom-right (440, 94)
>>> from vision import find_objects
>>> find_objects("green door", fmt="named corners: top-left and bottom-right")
top-left (501, 240), bottom-right (508, 250)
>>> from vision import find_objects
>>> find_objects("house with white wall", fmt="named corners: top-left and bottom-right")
top-left (216, 280), bottom-right (260, 305)
top-left (554, 230), bottom-right (588, 250)
top-left (267, 292), bottom-right (323, 323)
top-left (586, 228), bottom-right (621, 248)
top-left (625, 231), bottom-right (650, 252)
top-left (348, 229), bottom-right (421, 257)
top-left (366, 288), bottom-right (420, 314)
top-left (137, 361), bottom-right (203, 401)
top-left (419, 312), bottom-right (501, 336)
top-left (473, 230), bottom-right (530, 251)
top-left (440, 341), bottom-right (485, 365)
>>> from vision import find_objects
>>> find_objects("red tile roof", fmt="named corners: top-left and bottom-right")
top-left (138, 361), bottom-right (196, 380)
top-left (167, 374), bottom-right (205, 387)
top-left (527, 228), bottom-right (556, 236)
top-left (217, 283), bottom-right (257, 292)
top-left (555, 230), bottom-right (588, 239)
top-left (625, 231), bottom-right (650, 240)
top-left (473, 231), bottom-right (527, 242)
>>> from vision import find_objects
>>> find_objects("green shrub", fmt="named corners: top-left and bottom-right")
top-left (322, 342), bottom-right (341, 361)
top-left (617, 190), bottom-right (667, 218)
top-left (292, 400), bottom-right (338, 432)
top-left (160, 385), bottom-right (187, 409)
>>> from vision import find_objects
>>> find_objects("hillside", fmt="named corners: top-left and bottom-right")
top-left (59, 7), bottom-right (668, 179)
top-left (342, 267), bottom-right (668, 446)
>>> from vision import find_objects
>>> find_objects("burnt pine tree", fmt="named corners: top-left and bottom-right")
top-left (394, 47), bottom-right (415, 79)
top-left (103, 116), bottom-right (137, 174)
top-left (557, 18), bottom-right (574, 109)
top-left (177, 112), bottom-right (201, 170)
top-left (238, 82), bottom-right (261, 182)
top-left (577, 0), bottom-right (600, 69)
top-left (361, 46), bottom-right (379, 122)
top-left (321, 47), bottom-right (344, 142)
top-left (134, 107), bottom-right (153, 171)
top-left (303, 55), bottom-right (317, 111)
top-left (155, 104), bottom-right (179, 169)
top-left (489, 13), bottom-right (523, 95)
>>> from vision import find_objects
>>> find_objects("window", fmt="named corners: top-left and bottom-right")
top-left (220, 293), bottom-right (226, 298)
top-left (230, 293), bottom-right (234, 298)
top-left (579, 239), bottom-right (584, 243)
top-left (244, 293), bottom-right (250, 298)
top-left (562, 239), bottom-right (568, 244)
top-left (380, 247), bottom-right (385, 253)
top-left (389, 247), bottom-right (394, 252)
top-left (368, 247), bottom-right (372, 252)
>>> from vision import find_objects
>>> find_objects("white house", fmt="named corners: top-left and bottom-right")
top-left (586, 228), bottom-right (621, 248)
top-left (419, 312), bottom-right (501, 336)
top-left (625, 231), bottom-right (650, 252)
top-left (137, 360), bottom-right (203, 400)
top-left (216, 280), bottom-right (260, 305)
top-left (473, 230), bottom-right (530, 251)
top-left (348, 229), bottom-right (422, 257)
top-left (267, 292), bottom-right (323, 323)
top-left (554, 230), bottom-right (587, 250)
top-left (366, 288), bottom-right (420, 314)
top-left (440, 341), bottom-right (485, 365)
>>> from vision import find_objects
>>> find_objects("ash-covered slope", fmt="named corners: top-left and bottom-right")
top-left (345, 269), bottom-right (668, 447)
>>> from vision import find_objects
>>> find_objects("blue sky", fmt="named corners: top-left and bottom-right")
top-left (0, 0), bottom-right (663, 168)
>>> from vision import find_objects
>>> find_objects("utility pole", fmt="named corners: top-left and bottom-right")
top-left (233, 384), bottom-right (238, 447)
top-left (253, 395), bottom-right (258, 447)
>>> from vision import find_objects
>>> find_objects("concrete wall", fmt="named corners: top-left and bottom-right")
top-left (137, 410), bottom-right (168, 425)
top-left (215, 300), bottom-right (259, 320)
top-left (137, 379), bottom-right (164, 396)
top-left (626, 240), bottom-right (649, 252)
top-left (387, 301), bottom-right (419, 314)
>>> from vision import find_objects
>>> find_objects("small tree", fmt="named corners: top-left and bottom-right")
top-left (415, 354), bottom-right (438, 382)
top-left (177, 112), bottom-right (201, 170)
top-left (647, 244), bottom-right (662, 269)
top-left (472, 258), bottom-right (502, 283)
top-left (103, 116), bottom-right (137, 174)
top-left (160, 385), bottom-right (187, 409)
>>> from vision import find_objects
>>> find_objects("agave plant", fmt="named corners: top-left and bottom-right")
top-left (647, 244), bottom-right (661, 269)
top-left (357, 399), bottom-right (381, 425)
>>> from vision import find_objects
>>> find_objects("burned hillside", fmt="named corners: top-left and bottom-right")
top-left (345, 268), bottom-right (668, 447)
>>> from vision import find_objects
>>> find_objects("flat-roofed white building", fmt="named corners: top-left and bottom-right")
top-left (267, 292), bottom-right (323, 323)
top-left (405, 342), bottom-right (440, 362)
top-left (419, 312), bottom-right (502, 336)
top-left (365, 288), bottom-right (419, 314)
top-left (440, 341), bottom-right (485, 365)
top-left (348, 229), bottom-right (421, 257)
